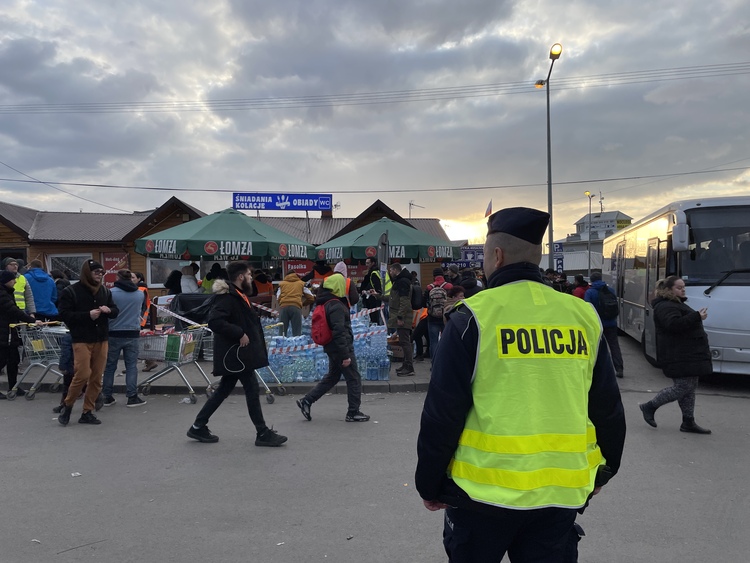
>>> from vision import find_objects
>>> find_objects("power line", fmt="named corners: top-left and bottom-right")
top-left (0, 161), bottom-right (129, 213)
top-left (0, 61), bottom-right (748, 115)
top-left (1, 165), bottom-right (747, 195)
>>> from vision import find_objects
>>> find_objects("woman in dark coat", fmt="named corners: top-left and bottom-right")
top-left (639, 276), bottom-right (712, 434)
top-left (163, 270), bottom-right (183, 295)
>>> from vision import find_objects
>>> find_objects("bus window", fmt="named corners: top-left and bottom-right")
top-left (682, 207), bottom-right (750, 285)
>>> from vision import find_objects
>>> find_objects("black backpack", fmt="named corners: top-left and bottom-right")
top-left (410, 283), bottom-right (423, 310)
top-left (596, 284), bottom-right (619, 320)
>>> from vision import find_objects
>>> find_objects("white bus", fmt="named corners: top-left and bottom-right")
top-left (602, 196), bottom-right (750, 375)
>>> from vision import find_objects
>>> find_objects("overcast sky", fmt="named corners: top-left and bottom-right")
top-left (1, 0), bottom-right (748, 244)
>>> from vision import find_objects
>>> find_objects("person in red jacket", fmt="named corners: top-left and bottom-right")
top-left (572, 274), bottom-right (590, 299)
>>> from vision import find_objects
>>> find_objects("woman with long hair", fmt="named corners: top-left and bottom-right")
top-left (639, 276), bottom-right (712, 434)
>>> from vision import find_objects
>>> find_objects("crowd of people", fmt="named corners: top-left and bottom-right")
top-left (1, 204), bottom-right (720, 561)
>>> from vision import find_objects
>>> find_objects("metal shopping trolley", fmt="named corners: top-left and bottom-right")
top-left (7, 323), bottom-right (67, 400)
top-left (137, 326), bottom-right (211, 404)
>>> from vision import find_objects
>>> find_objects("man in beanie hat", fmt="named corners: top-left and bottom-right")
top-left (101, 269), bottom-right (148, 408)
top-left (3, 257), bottom-right (36, 316)
top-left (416, 207), bottom-right (626, 562)
top-left (0, 270), bottom-right (42, 399)
top-left (56, 260), bottom-right (119, 425)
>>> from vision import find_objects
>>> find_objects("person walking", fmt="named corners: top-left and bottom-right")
top-left (584, 271), bottom-right (624, 378)
top-left (359, 257), bottom-right (383, 324)
top-left (187, 261), bottom-right (287, 446)
top-left (50, 269), bottom-right (71, 302)
top-left (276, 271), bottom-right (314, 337)
top-left (639, 276), bottom-right (712, 434)
top-left (23, 260), bottom-right (58, 321)
top-left (387, 263), bottom-right (414, 377)
top-left (0, 270), bottom-right (42, 399)
top-left (101, 270), bottom-right (148, 408)
top-left (295, 274), bottom-right (369, 423)
top-left (416, 207), bottom-right (626, 562)
top-left (56, 260), bottom-right (119, 426)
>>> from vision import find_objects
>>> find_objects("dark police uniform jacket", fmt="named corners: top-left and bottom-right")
top-left (415, 262), bottom-right (626, 512)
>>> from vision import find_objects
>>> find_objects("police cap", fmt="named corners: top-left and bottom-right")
top-left (486, 207), bottom-right (550, 244)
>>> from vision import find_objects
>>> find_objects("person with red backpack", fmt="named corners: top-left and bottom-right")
top-left (424, 267), bottom-right (453, 362)
top-left (297, 274), bottom-right (369, 423)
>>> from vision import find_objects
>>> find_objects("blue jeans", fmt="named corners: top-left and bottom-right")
top-left (428, 321), bottom-right (443, 361)
top-left (102, 337), bottom-right (140, 397)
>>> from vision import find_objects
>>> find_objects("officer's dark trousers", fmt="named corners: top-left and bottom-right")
top-left (443, 505), bottom-right (576, 562)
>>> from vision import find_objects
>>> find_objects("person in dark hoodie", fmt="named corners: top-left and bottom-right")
top-left (295, 274), bottom-right (369, 422)
top-left (301, 260), bottom-right (333, 287)
top-left (163, 269), bottom-right (183, 295)
top-left (24, 259), bottom-right (58, 321)
top-left (101, 269), bottom-right (148, 408)
top-left (0, 270), bottom-right (42, 399)
top-left (186, 261), bottom-right (287, 447)
top-left (459, 268), bottom-right (482, 298)
top-left (639, 276), bottom-right (712, 434)
top-left (56, 260), bottom-right (119, 426)
top-left (50, 269), bottom-right (71, 304)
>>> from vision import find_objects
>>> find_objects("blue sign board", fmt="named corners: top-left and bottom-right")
top-left (233, 193), bottom-right (333, 211)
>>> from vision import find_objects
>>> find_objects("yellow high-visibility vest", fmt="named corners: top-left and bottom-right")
top-left (13, 275), bottom-right (28, 310)
top-left (448, 280), bottom-right (604, 509)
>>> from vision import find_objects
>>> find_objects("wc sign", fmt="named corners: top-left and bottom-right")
top-left (233, 193), bottom-right (333, 211)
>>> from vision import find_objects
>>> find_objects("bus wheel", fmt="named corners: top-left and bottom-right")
top-left (641, 331), bottom-right (659, 367)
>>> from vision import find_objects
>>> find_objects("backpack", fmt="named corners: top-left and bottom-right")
top-left (410, 284), bottom-right (422, 310)
top-left (596, 284), bottom-right (619, 320)
top-left (311, 302), bottom-right (333, 345)
top-left (427, 283), bottom-right (448, 319)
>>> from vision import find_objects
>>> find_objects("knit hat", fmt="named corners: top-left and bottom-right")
top-left (448, 264), bottom-right (459, 274)
top-left (334, 261), bottom-right (348, 277)
top-left (0, 270), bottom-right (17, 285)
top-left (87, 260), bottom-right (104, 272)
top-left (2, 257), bottom-right (18, 268)
top-left (432, 267), bottom-right (444, 277)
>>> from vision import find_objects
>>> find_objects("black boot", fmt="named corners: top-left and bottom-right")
top-left (58, 404), bottom-right (73, 426)
top-left (639, 402), bottom-right (657, 428)
top-left (680, 417), bottom-right (711, 434)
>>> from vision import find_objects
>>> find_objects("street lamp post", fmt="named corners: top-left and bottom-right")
top-left (535, 43), bottom-right (562, 271)
top-left (585, 190), bottom-right (594, 277)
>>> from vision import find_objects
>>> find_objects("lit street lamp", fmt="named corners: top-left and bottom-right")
top-left (585, 190), bottom-right (594, 277)
top-left (535, 42), bottom-right (563, 271)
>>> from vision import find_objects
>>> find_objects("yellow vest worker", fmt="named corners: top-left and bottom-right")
top-left (416, 206), bottom-right (626, 563)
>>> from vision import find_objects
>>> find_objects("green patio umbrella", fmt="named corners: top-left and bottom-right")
top-left (135, 208), bottom-right (315, 260)
top-left (315, 218), bottom-right (460, 261)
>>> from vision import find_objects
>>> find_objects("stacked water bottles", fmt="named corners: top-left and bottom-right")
top-left (262, 311), bottom-right (389, 383)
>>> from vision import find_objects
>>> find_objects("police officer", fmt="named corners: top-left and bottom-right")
top-left (415, 207), bottom-right (626, 562)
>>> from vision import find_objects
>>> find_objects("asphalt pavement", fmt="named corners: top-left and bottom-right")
top-left (2, 336), bottom-right (750, 562)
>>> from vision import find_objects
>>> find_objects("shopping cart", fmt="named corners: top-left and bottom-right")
top-left (202, 324), bottom-right (287, 403)
top-left (7, 323), bottom-right (67, 400)
top-left (137, 326), bottom-right (211, 404)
